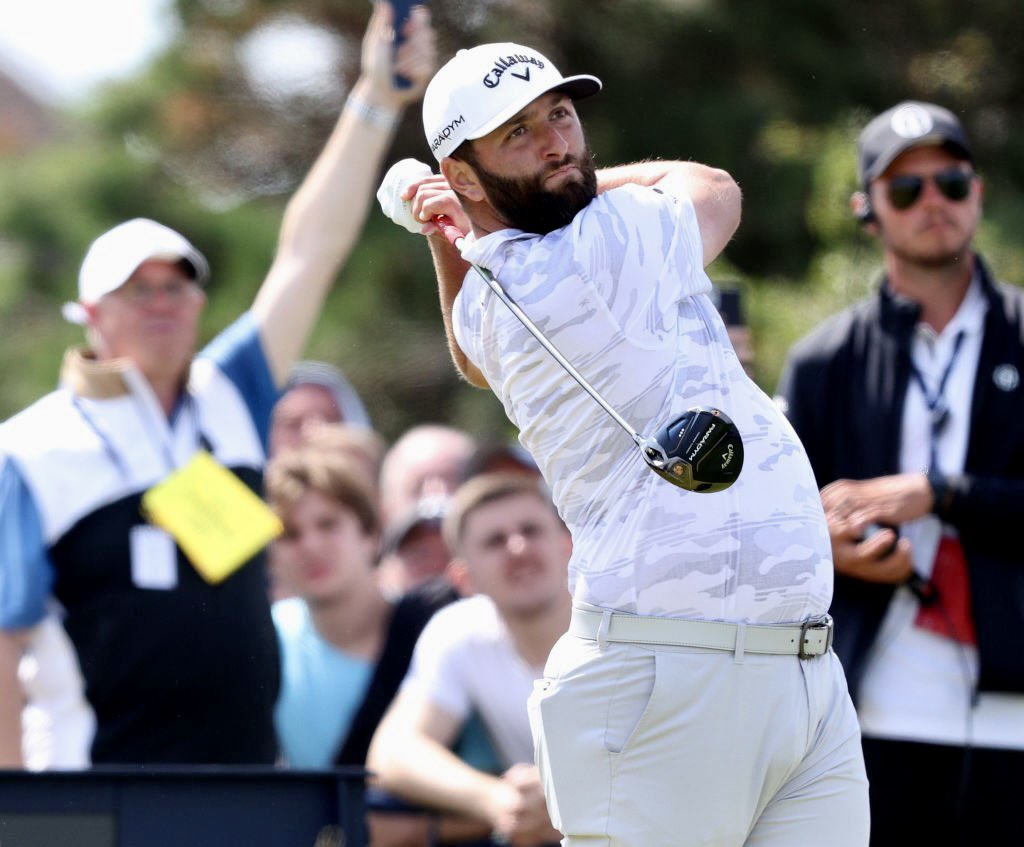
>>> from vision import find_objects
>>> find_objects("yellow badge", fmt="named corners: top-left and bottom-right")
top-left (141, 450), bottom-right (282, 584)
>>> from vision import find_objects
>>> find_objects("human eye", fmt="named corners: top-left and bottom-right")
top-left (520, 522), bottom-right (542, 539)
top-left (317, 514), bottom-right (339, 533)
top-left (484, 531), bottom-right (507, 549)
top-left (127, 282), bottom-right (152, 302)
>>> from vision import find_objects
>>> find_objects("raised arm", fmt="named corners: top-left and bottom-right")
top-left (597, 160), bottom-right (742, 267)
top-left (251, 2), bottom-right (436, 385)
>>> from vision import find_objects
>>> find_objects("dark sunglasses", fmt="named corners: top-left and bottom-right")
top-left (885, 168), bottom-right (975, 211)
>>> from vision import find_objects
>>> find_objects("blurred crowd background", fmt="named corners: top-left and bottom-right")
top-left (2, 0), bottom-right (1023, 437)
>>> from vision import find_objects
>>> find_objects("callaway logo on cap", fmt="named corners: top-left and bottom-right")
top-left (422, 42), bottom-right (602, 162)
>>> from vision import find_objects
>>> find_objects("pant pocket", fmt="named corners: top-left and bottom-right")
top-left (603, 649), bottom-right (658, 755)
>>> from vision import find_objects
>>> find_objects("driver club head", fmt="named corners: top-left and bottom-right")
top-left (641, 407), bottom-right (744, 493)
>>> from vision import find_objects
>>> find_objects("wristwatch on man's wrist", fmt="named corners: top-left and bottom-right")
top-left (927, 469), bottom-right (954, 518)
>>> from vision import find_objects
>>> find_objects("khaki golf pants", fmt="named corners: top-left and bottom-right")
top-left (528, 630), bottom-right (870, 846)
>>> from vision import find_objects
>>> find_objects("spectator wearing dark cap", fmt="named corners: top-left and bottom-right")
top-left (778, 100), bottom-right (1024, 845)
top-left (376, 424), bottom-right (477, 598)
top-left (377, 493), bottom-right (452, 598)
top-left (269, 360), bottom-right (373, 457)
top-left (0, 3), bottom-right (437, 768)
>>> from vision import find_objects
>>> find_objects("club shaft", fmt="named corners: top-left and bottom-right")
top-left (434, 215), bottom-right (641, 444)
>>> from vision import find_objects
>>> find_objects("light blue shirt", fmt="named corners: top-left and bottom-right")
top-left (272, 597), bottom-right (373, 769)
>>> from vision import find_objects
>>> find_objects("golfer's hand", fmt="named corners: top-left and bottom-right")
top-left (489, 764), bottom-right (560, 846)
top-left (405, 175), bottom-right (472, 238)
top-left (362, 2), bottom-right (436, 106)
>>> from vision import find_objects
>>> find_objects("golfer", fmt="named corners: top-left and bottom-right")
top-left (382, 42), bottom-right (869, 846)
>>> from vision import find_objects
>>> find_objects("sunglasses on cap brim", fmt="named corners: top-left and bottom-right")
top-left (885, 168), bottom-right (975, 211)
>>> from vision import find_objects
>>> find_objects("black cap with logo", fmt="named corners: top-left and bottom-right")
top-left (858, 101), bottom-right (974, 185)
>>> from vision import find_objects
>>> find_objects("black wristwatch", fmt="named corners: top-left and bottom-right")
top-left (927, 469), bottom-right (954, 519)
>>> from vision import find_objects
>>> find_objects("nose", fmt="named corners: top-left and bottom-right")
top-left (921, 175), bottom-right (956, 206)
top-left (142, 286), bottom-right (183, 312)
top-left (539, 124), bottom-right (569, 160)
top-left (507, 533), bottom-right (529, 556)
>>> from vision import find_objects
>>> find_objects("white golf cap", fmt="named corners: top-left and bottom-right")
top-left (423, 42), bottom-right (601, 162)
top-left (62, 218), bottom-right (210, 325)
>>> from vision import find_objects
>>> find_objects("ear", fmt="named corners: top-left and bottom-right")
top-left (445, 558), bottom-right (475, 597)
top-left (441, 157), bottom-right (486, 204)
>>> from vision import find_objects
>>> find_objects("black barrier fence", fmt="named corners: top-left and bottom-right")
top-left (0, 766), bottom-right (367, 847)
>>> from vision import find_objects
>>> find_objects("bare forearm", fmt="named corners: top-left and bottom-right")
top-left (598, 159), bottom-right (741, 266)
top-left (371, 731), bottom-right (503, 823)
top-left (253, 80), bottom-right (404, 383)
top-left (251, 2), bottom-right (436, 383)
top-left (0, 632), bottom-right (27, 768)
top-left (427, 234), bottom-right (488, 388)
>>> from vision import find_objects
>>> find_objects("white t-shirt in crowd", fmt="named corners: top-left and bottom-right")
top-left (401, 595), bottom-right (540, 768)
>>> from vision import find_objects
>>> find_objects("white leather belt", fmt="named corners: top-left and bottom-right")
top-left (569, 606), bottom-right (834, 659)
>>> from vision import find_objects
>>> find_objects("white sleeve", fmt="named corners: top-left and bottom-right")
top-left (400, 607), bottom-right (472, 721)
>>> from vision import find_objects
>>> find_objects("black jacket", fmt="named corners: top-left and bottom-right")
top-left (777, 256), bottom-right (1024, 700)
top-left (333, 577), bottom-right (458, 766)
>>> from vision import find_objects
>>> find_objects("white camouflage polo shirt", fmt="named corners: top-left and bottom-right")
top-left (454, 182), bottom-right (832, 624)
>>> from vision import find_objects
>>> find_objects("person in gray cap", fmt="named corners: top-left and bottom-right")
top-left (0, 2), bottom-right (436, 768)
top-left (778, 100), bottom-right (1024, 845)
top-left (381, 41), bottom-right (869, 847)
top-left (269, 360), bottom-right (373, 457)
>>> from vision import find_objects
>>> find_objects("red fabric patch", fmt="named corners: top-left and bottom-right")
top-left (914, 536), bottom-right (976, 646)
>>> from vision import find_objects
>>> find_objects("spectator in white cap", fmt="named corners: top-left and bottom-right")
top-left (380, 39), bottom-right (869, 847)
top-left (0, 2), bottom-right (436, 769)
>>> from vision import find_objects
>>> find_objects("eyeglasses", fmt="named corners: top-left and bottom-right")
top-left (111, 278), bottom-right (201, 306)
top-left (884, 168), bottom-right (975, 211)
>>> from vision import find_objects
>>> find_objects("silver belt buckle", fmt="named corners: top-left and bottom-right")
top-left (798, 615), bottom-right (834, 659)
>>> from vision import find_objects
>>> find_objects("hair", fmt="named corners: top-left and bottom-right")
top-left (450, 138), bottom-right (480, 168)
top-left (265, 446), bottom-right (380, 536)
top-left (442, 472), bottom-right (558, 553)
top-left (303, 423), bottom-right (386, 474)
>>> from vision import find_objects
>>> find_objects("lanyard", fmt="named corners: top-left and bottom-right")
top-left (908, 329), bottom-right (966, 470)
top-left (72, 392), bottom-right (202, 483)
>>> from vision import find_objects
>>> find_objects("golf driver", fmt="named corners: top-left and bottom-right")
top-left (381, 160), bottom-right (744, 493)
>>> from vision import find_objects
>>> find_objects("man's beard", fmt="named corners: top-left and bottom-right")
top-left (475, 150), bottom-right (598, 236)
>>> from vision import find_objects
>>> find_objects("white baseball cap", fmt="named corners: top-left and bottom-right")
top-left (422, 42), bottom-right (601, 162)
top-left (62, 218), bottom-right (210, 325)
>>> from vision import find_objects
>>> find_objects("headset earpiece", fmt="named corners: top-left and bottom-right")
top-left (852, 190), bottom-right (875, 224)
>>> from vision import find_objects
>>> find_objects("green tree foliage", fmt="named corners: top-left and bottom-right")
top-left (1, 0), bottom-right (1022, 436)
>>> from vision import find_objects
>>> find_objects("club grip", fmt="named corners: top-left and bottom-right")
top-left (433, 214), bottom-right (465, 249)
